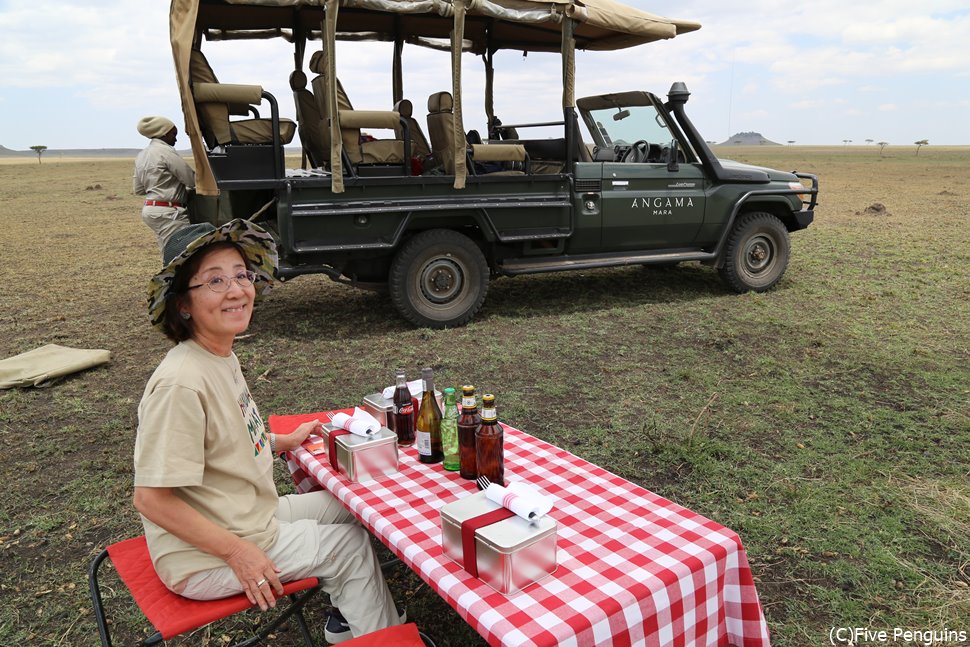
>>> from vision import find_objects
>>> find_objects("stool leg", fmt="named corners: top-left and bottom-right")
top-left (233, 585), bottom-right (321, 647)
top-left (88, 549), bottom-right (114, 647)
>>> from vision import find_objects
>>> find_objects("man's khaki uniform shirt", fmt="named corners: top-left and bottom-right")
top-left (133, 138), bottom-right (195, 204)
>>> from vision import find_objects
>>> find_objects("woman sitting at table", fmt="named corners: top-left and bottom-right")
top-left (132, 219), bottom-right (401, 643)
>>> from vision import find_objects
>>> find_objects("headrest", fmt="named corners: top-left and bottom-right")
top-left (428, 92), bottom-right (453, 114)
top-left (289, 70), bottom-right (308, 91)
top-left (393, 99), bottom-right (413, 118)
top-left (309, 50), bottom-right (325, 74)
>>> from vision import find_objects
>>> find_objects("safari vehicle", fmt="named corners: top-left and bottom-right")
top-left (170, 0), bottom-right (818, 328)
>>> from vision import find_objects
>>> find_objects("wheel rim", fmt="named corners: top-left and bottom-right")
top-left (419, 257), bottom-right (464, 304)
top-left (741, 234), bottom-right (775, 276)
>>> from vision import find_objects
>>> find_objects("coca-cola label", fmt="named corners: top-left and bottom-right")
top-left (397, 403), bottom-right (413, 415)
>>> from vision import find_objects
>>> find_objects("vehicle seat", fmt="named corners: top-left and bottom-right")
top-left (426, 91), bottom-right (458, 173)
top-left (308, 51), bottom-right (404, 166)
top-left (427, 91), bottom-right (528, 176)
top-left (190, 50), bottom-right (295, 149)
top-left (394, 99), bottom-right (431, 159)
top-left (289, 70), bottom-right (327, 167)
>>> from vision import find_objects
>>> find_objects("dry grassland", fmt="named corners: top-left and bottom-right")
top-left (0, 146), bottom-right (967, 646)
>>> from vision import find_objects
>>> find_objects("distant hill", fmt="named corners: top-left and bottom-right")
top-left (0, 145), bottom-right (143, 157)
top-left (718, 132), bottom-right (782, 146)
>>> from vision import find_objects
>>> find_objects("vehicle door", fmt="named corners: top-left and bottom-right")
top-left (588, 103), bottom-right (707, 251)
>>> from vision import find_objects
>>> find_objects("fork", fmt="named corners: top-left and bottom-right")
top-left (476, 475), bottom-right (491, 491)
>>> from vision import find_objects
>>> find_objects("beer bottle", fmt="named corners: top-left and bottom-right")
top-left (440, 387), bottom-right (460, 471)
top-left (416, 367), bottom-right (443, 463)
top-left (476, 394), bottom-right (504, 486)
top-left (392, 369), bottom-right (416, 446)
top-left (457, 385), bottom-right (480, 480)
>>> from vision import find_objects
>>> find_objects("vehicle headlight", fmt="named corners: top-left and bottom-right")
top-left (788, 181), bottom-right (810, 204)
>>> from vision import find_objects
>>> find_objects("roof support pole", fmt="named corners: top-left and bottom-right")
top-left (451, 0), bottom-right (468, 189)
top-left (392, 17), bottom-right (404, 105)
top-left (324, 0), bottom-right (344, 193)
top-left (561, 15), bottom-right (576, 174)
top-left (483, 43), bottom-right (495, 136)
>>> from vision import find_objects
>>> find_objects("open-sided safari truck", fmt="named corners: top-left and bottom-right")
top-left (171, 0), bottom-right (818, 328)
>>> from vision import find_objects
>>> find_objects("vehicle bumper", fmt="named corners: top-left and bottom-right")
top-left (793, 209), bottom-right (814, 230)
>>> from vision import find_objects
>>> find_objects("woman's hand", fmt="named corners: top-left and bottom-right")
top-left (223, 539), bottom-right (283, 611)
top-left (273, 419), bottom-right (322, 453)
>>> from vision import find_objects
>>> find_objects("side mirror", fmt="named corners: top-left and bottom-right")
top-left (666, 139), bottom-right (680, 173)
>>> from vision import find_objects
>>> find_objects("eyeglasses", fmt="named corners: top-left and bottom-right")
top-left (187, 270), bottom-right (257, 293)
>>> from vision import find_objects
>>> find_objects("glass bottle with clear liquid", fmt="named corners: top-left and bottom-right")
top-left (440, 387), bottom-right (460, 471)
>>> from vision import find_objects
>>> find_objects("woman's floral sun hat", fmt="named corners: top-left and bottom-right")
top-left (147, 219), bottom-right (278, 330)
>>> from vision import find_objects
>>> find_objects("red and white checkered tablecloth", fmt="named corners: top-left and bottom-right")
top-left (270, 411), bottom-right (770, 647)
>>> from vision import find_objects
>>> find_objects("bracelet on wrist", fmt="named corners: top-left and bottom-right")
top-left (269, 432), bottom-right (277, 454)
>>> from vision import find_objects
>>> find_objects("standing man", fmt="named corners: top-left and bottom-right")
top-left (134, 117), bottom-right (196, 256)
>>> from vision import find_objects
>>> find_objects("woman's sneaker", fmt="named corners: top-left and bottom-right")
top-left (324, 606), bottom-right (407, 644)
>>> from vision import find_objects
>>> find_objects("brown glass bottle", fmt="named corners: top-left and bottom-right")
top-left (456, 385), bottom-right (480, 480)
top-left (416, 367), bottom-right (443, 463)
top-left (475, 394), bottom-right (504, 486)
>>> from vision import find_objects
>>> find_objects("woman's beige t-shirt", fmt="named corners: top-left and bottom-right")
top-left (134, 340), bottom-right (278, 588)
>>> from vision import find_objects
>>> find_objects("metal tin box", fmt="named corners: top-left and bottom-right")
top-left (322, 423), bottom-right (399, 483)
top-left (440, 491), bottom-right (557, 595)
top-left (363, 391), bottom-right (443, 428)
top-left (362, 393), bottom-right (394, 427)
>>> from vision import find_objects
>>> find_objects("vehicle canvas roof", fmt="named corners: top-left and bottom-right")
top-left (170, 0), bottom-right (700, 193)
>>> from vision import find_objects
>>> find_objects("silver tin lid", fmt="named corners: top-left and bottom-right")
top-left (441, 491), bottom-right (556, 553)
top-left (362, 393), bottom-right (394, 412)
top-left (323, 423), bottom-right (398, 447)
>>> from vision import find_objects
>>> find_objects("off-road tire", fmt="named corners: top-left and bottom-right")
top-left (388, 229), bottom-right (489, 328)
top-left (718, 212), bottom-right (790, 293)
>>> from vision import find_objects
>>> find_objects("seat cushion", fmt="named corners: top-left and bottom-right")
top-left (106, 536), bottom-right (318, 640)
top-left (229, 119), bottom-right (297, 145)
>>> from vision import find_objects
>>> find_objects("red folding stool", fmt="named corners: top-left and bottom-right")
top-left (89, 536), bottom-right (320, 646)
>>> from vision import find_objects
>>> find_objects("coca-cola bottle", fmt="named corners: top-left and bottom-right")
top-left (392, 369), bottom-right (416, 446)
top-left (475, 394), bottom-right (504, 486)
top-left (457, 385), bottom-right (480, 480)
top-left (416, 367), bottom-right (443, 463)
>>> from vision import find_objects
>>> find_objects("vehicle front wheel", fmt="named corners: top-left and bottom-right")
top-left (718, 212), bottom-right (790, 292)
top-left (388, 229), bottom-right (489, 328)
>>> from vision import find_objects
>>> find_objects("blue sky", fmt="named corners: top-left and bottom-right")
top-left (1, 0), bottom-right (968, 150)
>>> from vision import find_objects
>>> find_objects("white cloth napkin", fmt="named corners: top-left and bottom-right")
top-left (484, 481), bottom-right (554, 523)
top-left (330, 407), bottom-right (381, 437)
top-left (381, 379), bottom-right (423, 400)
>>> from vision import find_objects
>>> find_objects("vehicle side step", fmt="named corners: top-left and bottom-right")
top-left (498, 248), bottom-right (715, 275)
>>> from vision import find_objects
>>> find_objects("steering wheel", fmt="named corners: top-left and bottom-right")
top-left (622, 140), bottom-right (650, 163)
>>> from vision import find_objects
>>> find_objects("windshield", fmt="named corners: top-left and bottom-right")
top-left (586, 104), bottom-right (672, 148)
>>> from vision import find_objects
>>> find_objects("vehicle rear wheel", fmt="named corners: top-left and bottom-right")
top-left (388, 229), bottom-right (489, 328)
top-left (718, 211), bottom-right (790, 292)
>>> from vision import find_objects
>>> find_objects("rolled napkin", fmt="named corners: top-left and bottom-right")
top-left (382, 378), bottom-right (423, 400)
top-left (330, 407), bottom-right (381, 437)
top-left (484, 481), bottom-right (554, 523)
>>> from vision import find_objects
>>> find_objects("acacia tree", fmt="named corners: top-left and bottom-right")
top-left (878, 142), bottom-right (888, 155)
top-left (914, 139), bottom-right (928, 156)
top-left (30, 145), bottom-right (47, 164)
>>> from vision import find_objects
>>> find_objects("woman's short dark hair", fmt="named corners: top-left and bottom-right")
top-left (159, 241), bottom-right (249, 343)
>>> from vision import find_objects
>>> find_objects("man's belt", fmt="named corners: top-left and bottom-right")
top-left (144, 200), bottom-right (183, 208)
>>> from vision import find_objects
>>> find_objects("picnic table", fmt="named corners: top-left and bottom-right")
top-left (270, 410), bottom-right (771, 647)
